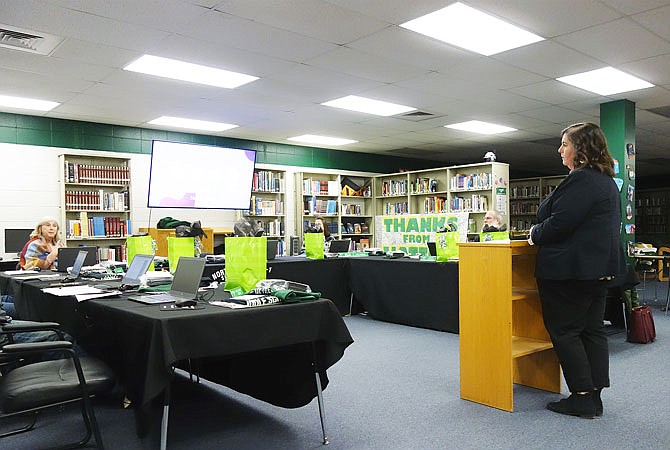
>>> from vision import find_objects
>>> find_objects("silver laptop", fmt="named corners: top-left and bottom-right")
top-left (129, 257), bottom-right (205, 304)
top-left (56, 250), bottom-right (88, 283)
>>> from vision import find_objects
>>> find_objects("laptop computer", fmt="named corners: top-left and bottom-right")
top-left (328, 239), bottom-right (352, 254)
top-left (267, 239), bottom-right (279, 260)
top-left (128, 256), bottom-right (205, 305)
top-left (96, 254), bottom-right (154, 290)
top-left (50, 250), bottom-right (88, 284)
top-left (57, 246), bottom-right (98, 272)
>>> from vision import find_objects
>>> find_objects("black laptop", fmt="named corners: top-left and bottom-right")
top-left (58, 246), bottom-right (98, 272)
top-left (427, 242), bottom-right (437, 256)
top-left (328, 239), bottom-right (352, 253)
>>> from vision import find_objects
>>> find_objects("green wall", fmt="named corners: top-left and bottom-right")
top-left (0, 112), bottom-right (441, 174)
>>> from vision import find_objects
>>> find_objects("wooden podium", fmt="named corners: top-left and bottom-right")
top-left (139, 227), bottom-right (214, 257)
top-left (458, 241), bottom-right (561, 412)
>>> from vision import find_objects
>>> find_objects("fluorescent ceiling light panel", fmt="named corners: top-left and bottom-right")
top-left (124, 55), bottom-right (258, 88)
top-left (0, 94), bottom-right (59, 111)
top-left (288, 134), bottom-right (357, 146)
top-left (556, 67), bottom-right (654, 95)
top-left (400, 2), bottom-right (544, 56)
top-left (148, 116), bottom-right (238, 132)
top-left (445, 120), bottom-right (517, 135)
top-left (322, 95), bottom-right (415, 116)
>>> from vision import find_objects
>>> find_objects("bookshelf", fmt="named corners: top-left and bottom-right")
top-left (458, 241), bottom-right (560, 412)
top-left (296, 172), bottom-right (374, 250)
top-left (243, 168), bottom-right (286, 256)
top-left (635, 188), bottom-right (670, 248)
top-left (58, 154), bottom-right (132, 261)
top-left (509, 175), bottom-right (565, 231)
top-left (373, 162), bottom-right (509, 234)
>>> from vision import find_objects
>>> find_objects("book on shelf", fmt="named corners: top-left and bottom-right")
top-left (64, 160), bottom-right (130, 184)
top-left (359, 238), bottom-right (370, 249)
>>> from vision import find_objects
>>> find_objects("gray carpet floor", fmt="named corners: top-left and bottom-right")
top-left (2, 292), bottom-right (669, 450)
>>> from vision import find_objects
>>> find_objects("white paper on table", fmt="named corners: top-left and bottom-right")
top-left (75, 291), bottom-right (121, 302)
top-left (42, 285), bottom-right (106, 296)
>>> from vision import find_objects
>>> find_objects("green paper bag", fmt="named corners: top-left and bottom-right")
top-left (435, 231), bottom-right (459, 262)
top-left (224, 236), bottom-right (267, 292)
top-left (126, 235), bottom-right (155, 271)
top-left (479, 231), bottom-right (509, 242)
top-left (167, 236), bottom-right (194, 273)
top-left (305, 233), bottom-right (325, 260)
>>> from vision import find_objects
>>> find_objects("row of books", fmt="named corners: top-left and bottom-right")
top-left (450, 172), bottom-right (493, 191)
top-left (341, 222), bottom-right (368, 234)
top-left (410, 177), bottom-right (439, 194)
top-left (341, 203), bottom-right (366, 215)
top-left (451, 194), bottom-right (488, 212)
top-left (304, 198), bottom-right (337, 215)
top-left (66, 212), bottom-right (131, 238)
top-left (249, 196), bottom-right (283, 215)
top-left (259, 219), bottom-right (283, 237)
top-left (64, 161), bottom-right (130, 185)
top-left (510, 203), bottom-right (539, 215)
top-left (252, 170), bottom-right (284, 192)
top-left (380, 180), bottom-right (408, 197)
top-left (65, 189), bottom-right (129, 211)
top-left (97, 244), bottom-right (126, 262)
top-left (302, 178), bottom-right (339, 196)
top-left (637, 196), bottom-right (667, 207)
top-left (421, 196), bottom-right (449, 213)
top-left (510, 185), bottom-right (540, 199)
top-left (510, 219), bottom-right (535, 232)
top-left (381, 201), bottom-right (409, 215)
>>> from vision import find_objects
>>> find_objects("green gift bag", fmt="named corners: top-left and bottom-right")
top-left (167, 236), bottom-right (195, 273)
top-left (479, 231), bottom-right (510, 242)
top-left (304, 233), bottom-right (325, 260)
top-left (126, 235), bottom-right (155, 271)
top-left (435, 231), bottom-right (459, 262)
top-left (224, 236), bottom-right (267, 292)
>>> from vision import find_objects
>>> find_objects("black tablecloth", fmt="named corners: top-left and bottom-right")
top-left (268, 257), bottom-right (356, 315)
top-left (82, 298), bottom-right (353, 409)
top-left (348, 257), bottom-right (460, 333)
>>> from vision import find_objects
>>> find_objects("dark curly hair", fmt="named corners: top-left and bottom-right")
top-left (561, 122), bottom-right (615, 176)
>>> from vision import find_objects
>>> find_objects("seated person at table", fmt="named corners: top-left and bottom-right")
top-left (0, 306), bottom-right (64, 359)
top-left (482, 210), bottom-right (507, 233)
top-left (314, 217), bottom-right (335, 243)
top-left (19, 217), bottom-right (64, 270)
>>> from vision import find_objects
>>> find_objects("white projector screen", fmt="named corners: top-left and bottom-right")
top-left (148, 140), bottom-right (257, 210)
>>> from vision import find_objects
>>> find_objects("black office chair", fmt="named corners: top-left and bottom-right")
top-left (0, 321), bottom-right (116, 449)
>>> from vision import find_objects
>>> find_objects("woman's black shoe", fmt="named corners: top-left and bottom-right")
top-left (547, 393), bottom-right (596, 418)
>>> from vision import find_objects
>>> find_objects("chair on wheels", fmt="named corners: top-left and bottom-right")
top-left (0, 321), bottom-right (116, 449)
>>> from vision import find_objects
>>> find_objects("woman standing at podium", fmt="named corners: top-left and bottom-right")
top-left (529, 123), bottom-right (625, 419)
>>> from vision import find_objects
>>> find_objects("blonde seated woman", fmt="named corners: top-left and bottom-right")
top-left (19, 217), bottom-right (65, 271)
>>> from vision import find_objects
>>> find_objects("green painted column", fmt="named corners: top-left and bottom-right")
top-left (600, 99), bottom-right (636, 262)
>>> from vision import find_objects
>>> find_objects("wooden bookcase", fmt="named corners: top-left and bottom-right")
top-left (509, 175), bottom-right (565, 231)
top-left (243, 167), bottom-right (286, 256)
top-left (296, 172), bottom-right (374, 250)
top-left (58, 154), bottom-right (132, 261)
top-left (635, 188), bottom-right (670, 248)
top-left (458, 241), bottom-right (561, 412)
top-left (374, 162), bottom-right (510, 233)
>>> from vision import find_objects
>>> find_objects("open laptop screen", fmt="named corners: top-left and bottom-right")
top-left (329, 239), bottom-right (352, 253)
top-left (170, 257), bottom-right (206, 296)
top-left (69, 251), bottom-right (88, 279)
top-left (122, 254), bottom-right (154, 285)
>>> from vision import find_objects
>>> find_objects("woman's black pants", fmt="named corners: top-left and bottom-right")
top-left (537, 279), bottom-right (610, 393)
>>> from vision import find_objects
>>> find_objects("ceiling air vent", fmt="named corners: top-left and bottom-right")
top-left (0, 24), bottom-right (64, 55)
top-left (398, 110), bottom-right (439, 121)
